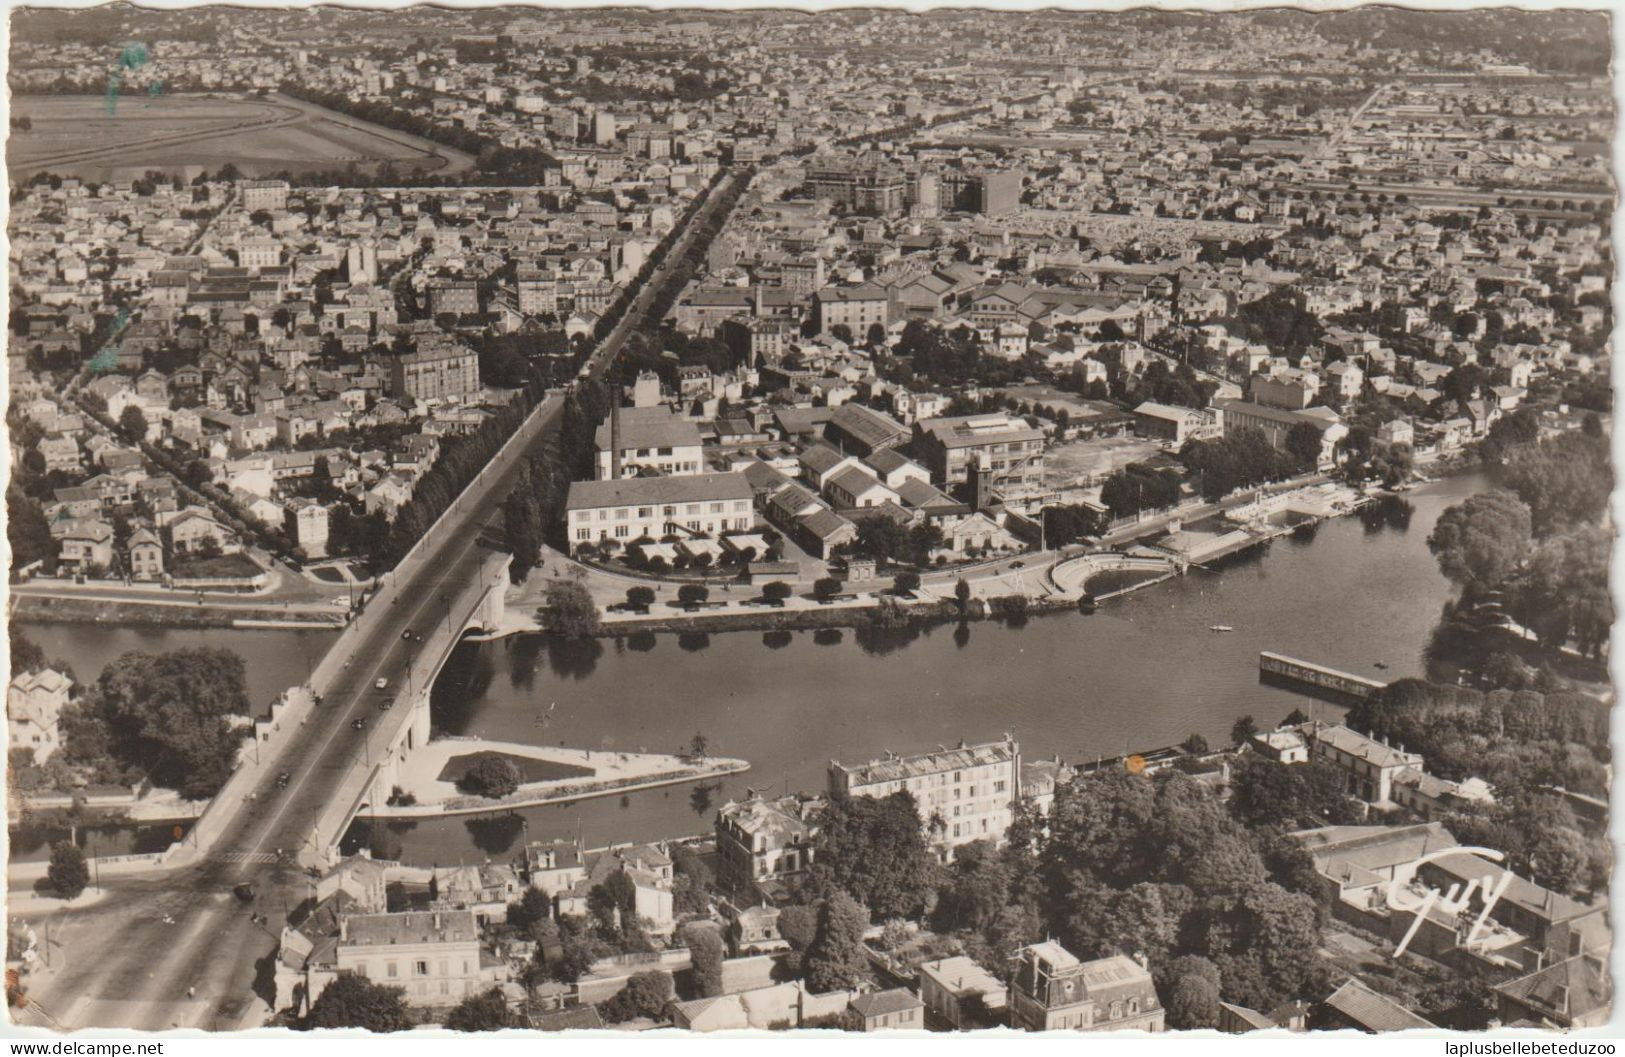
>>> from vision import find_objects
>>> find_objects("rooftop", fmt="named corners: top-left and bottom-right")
top-left (833, 736), bottom-right (1017, 787)
top-left (341, 909), bottom-right (478, 947)
top-left (593, 406), bottom-right (703, 452)
top-left (566, 471), bottom-right (753, 511)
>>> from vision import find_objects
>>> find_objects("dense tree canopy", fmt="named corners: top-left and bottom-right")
top-left (1427, 490), bottom-right (1531, 589)
top-left (1348, 677), bottom-right (1609, 807)
top-left (62, 648), bottom-right (249, 798)
top-left (1035, 769), bottom-right (1330, 1010)
top-left (302, 974), bottom-right (412, 1032)
top-left (804, 791), bottom-right (941, 922)
top-left (1099, 463), bottom-right (1182, 519)
top-left (802, 891), bottom-right (872, 993)
top-left (443, 987), bottom-right (516, 1031)
top-left (538, 580), bottom-right (600, 638)
top-left (600, 970), bottom-right (674, 1023)
top-left (48, 841), bottom-right (89, 899)
top-left (1179, 428), bottom-right (1299, 500)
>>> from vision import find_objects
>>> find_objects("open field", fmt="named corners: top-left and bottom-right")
top-left (8, 93), bottom-right (474, 183)
top-left (1044, 434), bottom-right (1165, 489)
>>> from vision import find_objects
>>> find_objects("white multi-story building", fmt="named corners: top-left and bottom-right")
top-left (334, 910), bottom-right (487, 1007)
top-left (565, 472), bottom-right (756, 548)
top-left (593, 406), bottom-right (704, 480)
top-left (828, 735), bottom-right (1020, 859)
top-left (240, 179), bottom-right (290, 212)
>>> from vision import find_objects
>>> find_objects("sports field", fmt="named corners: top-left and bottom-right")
top-left (8, 93), bottom-right (474, 183)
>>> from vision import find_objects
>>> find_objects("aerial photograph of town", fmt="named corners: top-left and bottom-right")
top-left (0, 1), bottom-right (1616, 1041)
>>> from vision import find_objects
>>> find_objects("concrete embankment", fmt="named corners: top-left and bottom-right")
top-left (495, 594), bottom-right (1083, 642)
top-left (376, 738), bottom-right (751, 819)
top-left (11, 594), bottom-right (344, 629)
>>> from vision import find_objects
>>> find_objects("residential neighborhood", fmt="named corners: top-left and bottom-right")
top-left (3, 4), bottom-right (1613, 1041)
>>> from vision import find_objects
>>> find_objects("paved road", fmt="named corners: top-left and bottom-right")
top-left (21, 400), bottom-right (563, 1031)
top-left (16, 166), bottom-right (750, 1034)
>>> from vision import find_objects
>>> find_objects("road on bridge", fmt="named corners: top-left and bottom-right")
top-left (15, 165), bottom-right (753, 1033)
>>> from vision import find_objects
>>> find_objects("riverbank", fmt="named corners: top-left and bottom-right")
top-left (10, 594), bottom-right (346, 629)
top-left (374, 738), bottom-right (749, 818)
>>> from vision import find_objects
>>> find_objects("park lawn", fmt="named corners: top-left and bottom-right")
top-left (438, 751), bottom-right (594, 786)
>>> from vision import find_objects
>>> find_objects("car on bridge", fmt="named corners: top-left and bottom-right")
top-left (374, 677), bottom-right (389, 691)
top-left (352, 717), bottom-right (366, 730)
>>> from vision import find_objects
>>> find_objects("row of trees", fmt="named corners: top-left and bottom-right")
top-left (503, 166), bottom-right (751, 585)
top-left (503, 379), bottom-right (607, 582)
top-left (381, 382), bottom-right (543, 568)
top-left (1178, 425), bottom-right (1313, 501)
top-left (1098, 463), bottom-right (1182, 520)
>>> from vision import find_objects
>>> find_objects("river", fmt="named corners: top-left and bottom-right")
top-left (14, 475), bottom-right (1484, 869)
top-left (348, 473), bottom-right (1484, 864)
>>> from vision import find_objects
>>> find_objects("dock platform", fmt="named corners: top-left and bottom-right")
top-left (1259, 651), bottom-right (1388, 701)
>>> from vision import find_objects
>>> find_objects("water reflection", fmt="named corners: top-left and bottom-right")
top-left (464, 812), bottom-right (525, 857)
top-left (688, 782), bottom-right (719, 816)
top-left (953, 623), bottom-right (972, 649)
top-left (854, 623), bottom-right (923, 656)
top-left (545, 637), bottom-right (603, 679)
top-left (813, 628), bottom-right (844, 646)
top-left (625, 631), bottom-right (657, 653)
top-left (762, 630), bottom-right (793, 649)
top-left (677, 632), bottom-right (711, 653)
top-left (507, 635), bottom-right (544, 691)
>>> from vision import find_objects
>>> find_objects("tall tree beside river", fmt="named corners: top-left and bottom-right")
top-left (59, 648), bottom-right (250, 799)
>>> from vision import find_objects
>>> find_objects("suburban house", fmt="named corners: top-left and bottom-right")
top-left (1493, 956), bottom-right (1613, 1029)
top-left (918, 955), bottom-right (1008, 1029)
top-left (127, 527), bottom-right (165, 580)
top-left (335, 910), bottom-right (494, 1007)
top-left (715, 794), bottom-right (821, 901)
top-left (7, 668), bottom-right (71, 764)
top-left (1007, 942), bottom-right (1165, 1033)
top-left (845, 988), bottom-right (926, 1032)
top-left (1317, 979), bottom-right (1436, 1032)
